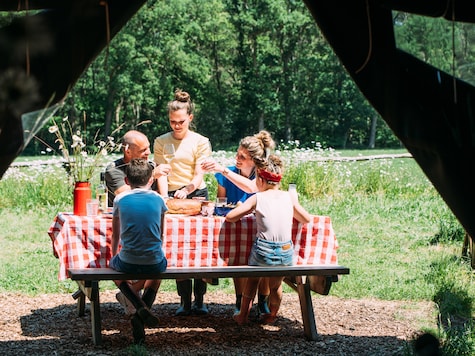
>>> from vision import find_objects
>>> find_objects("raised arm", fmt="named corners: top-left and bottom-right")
top-left (203, 161), bottom-right (258, 194)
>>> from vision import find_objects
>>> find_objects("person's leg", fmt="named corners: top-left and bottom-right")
top-left (257, 278), bottom-right (271, 315)
top-left (130, 314), bottom-right (145, 345)
top-left (175, 279), bottom-right (192, 316)
top-left (142, 279), bottom-right (161, 308)
top-left (128, 279), bottom-right (160, 344)
top-left (116, 280), bottom-right (159, 327)
top-left (193, 278), bottom-right (209, 315)
top-left (261, 277), bottom-right (284, 324)
top-left (233, 277), bottom-right (260, 325)
top-left (116, 280), bottom-right (145, 315)
top-left (233, 277), bottom-right (246, 313)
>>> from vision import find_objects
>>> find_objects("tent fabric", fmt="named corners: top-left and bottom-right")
top-left (1, 0), bottom-right (474, 238)
top-left (304, 0), bottom-right (475, 237)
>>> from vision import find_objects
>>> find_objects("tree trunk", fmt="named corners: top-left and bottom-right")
top-left (368, 114), bottom-right (377, 149)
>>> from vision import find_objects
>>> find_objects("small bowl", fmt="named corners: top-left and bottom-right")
top-left (214, 206), bottom-right (233, 216)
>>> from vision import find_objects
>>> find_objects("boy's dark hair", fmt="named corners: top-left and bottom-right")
top-left (125, 158), bottom-right (153, 186)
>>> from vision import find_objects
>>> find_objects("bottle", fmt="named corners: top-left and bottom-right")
top-left (96, 172), bottom-right (108, 213)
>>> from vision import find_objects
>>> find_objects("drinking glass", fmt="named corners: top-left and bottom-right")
top-left (216, 197), bottom-right (228, 207)
top-left (163, 143), bottom-right (175, 164)
top-left (200, 140), bottom-right (213, 164)
top-left (214, 197), bottom-right (228, 216)
top-left (197, 140), bottom-right (212, 173)
top-left (86, 199), bottom-right (99, 217)
top-left (288, 183), bottom-right (298, 200)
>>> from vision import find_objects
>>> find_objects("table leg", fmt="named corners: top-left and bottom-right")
top-left (89, 280), bottom-right (103, 345)
top-left (295, 276), bottom-right (318, 341)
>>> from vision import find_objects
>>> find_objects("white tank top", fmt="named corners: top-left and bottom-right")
top-left (255, 190), bottom-right (293, 242)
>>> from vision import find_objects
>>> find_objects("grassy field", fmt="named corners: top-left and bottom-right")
top-left (1, 147), bottom-right (474, 354)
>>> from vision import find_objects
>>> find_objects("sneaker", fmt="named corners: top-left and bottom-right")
top-left (175, 305), bottom-right (192, 316)
top-left (116, 292), bottom-right (136, 315)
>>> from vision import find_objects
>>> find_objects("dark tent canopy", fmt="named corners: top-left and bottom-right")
top-left (1, 0), bottom-right (474, 238)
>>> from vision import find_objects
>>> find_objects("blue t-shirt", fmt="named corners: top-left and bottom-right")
top-left (113, 188), bottom-right (168, 265)
top-left (215, 166), bottom-right (255, 204)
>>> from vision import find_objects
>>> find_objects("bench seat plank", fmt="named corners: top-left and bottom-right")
top-left (68, 265), bottom-right (349, 280)
top-left (68, 265), bottom-right (349, 345)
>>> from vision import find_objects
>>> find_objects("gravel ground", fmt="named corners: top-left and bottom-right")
top-left (0, 290), bottom-right (437, 355)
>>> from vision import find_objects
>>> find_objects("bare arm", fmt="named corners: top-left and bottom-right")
top-left (157, 175), bottom-right (169, 197)
top-left (222, 169), bottom-right (258, 193)
top-left (289, 191), bottom-right (311, 223)
top-left (111, 216), bottom-right (121, 256)
top-left (225, 195), bottom-right (256, 222)
top-left (174, 167), bottom-right (204, 199)
top-left (203, 161), bottom-right (258, 193)
top-left (293, 202), bottom-right (312, 224)
top-left (114, 184), bottom-right (130, 197)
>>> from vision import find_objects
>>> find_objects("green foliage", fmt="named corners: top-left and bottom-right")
top-left (23, 0), bottom-right (403, 157)
top-left (432, 216), bottom-right (466, 244)
top-left (0, 169), bottom-right (72, 210)
top-left (440, 319), bottom-right (475, 356)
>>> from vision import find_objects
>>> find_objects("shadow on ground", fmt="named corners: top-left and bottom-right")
top-left (0, 295), bottom-right (419, 356)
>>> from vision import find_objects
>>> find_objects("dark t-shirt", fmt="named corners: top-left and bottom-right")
top-left (104, 158), bottom-right (127, 207)
top-left (104, 158), bottom-right (158, 207)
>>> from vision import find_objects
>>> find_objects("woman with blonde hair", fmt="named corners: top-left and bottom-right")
top-left (154, 89), bottom-right (211, 316)
top-left (202, 130), bottom-right (275, 316)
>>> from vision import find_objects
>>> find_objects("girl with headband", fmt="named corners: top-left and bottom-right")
top-left (225, 154), bottom-right (311, 325)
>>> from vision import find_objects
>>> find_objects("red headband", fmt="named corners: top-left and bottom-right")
top-left (258, 169), bottom-right (282, 182)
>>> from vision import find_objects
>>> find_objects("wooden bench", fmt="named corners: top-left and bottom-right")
top-left (68, 264), bottom-right (350, 345)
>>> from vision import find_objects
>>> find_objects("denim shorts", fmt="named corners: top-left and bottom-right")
top-left (248, 238), bottom-right (294, 266)
top-left (109, 255), bottom-right (167, 274)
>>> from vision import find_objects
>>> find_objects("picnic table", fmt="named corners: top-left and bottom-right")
top-left (48, 212), bottom-right (340, 279)
top-left (48, 212), bottom-right (348, 344)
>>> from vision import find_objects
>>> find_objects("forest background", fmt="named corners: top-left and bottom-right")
top-left (3, 0), bottom-right (472, 155)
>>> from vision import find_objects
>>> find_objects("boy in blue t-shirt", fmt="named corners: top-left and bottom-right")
top-left (109, 158), bottom-right (168, 344)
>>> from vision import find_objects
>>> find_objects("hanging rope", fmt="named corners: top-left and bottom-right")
top-left (355, 0), bottom-right (372, 74)
top-left (100, 0), bottom-right (111, 67)
top-left (451, 0), bottom-right (457, 104)
top-left (19, 0), bottom-right (31, 76)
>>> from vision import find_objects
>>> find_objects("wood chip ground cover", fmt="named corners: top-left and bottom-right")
top-left (0, 290), bottom-right (437, 355)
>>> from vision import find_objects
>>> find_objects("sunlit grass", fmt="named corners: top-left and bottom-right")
top-left (2, 148), bottom-right (474, 354)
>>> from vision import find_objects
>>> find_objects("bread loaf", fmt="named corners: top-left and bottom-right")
top-left (165, 198), bottom-right (202, 215)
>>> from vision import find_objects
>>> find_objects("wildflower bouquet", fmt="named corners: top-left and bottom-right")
top-left (47, 115), bottom-right (122, 183)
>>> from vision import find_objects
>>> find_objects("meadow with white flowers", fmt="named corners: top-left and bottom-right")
top-left (1, 146), bottom-right (475, 353)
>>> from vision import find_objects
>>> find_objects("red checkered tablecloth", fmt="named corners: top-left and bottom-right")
top-left (48, 213), bottom-right (339, 280)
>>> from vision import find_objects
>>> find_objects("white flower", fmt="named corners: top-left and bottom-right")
top-left (46, 115), bottom-right (122, 184)
top-left (48, 125), bottom-right (58, 134)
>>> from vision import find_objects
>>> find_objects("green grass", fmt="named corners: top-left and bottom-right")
top-left (1, 148), bottom-right (475, 354)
